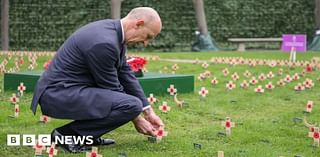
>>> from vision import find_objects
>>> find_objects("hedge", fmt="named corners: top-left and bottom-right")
top-left (4, 0), bottom-right (316, 51)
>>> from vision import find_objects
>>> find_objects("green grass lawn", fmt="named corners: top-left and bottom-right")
top-left (1, 51), bottom-right (320, 157)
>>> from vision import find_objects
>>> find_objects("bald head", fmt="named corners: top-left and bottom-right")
top-left (126, 7), bottom-right (162, 30)
top-left (121, 7), bottom-right (162, 46)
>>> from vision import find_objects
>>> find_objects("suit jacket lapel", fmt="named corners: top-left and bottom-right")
top-left (119, 44), bottom-right (126, 68)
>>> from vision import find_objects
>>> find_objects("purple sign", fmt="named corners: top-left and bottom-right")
top-left (281, 34), bottom-right (307, 52)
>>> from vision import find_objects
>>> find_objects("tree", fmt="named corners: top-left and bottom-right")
top-left (191, 0), bottom-right (219, 51)
top-left (316, 0), bottom-right (320, 30)
top-left (192, 0), bottom-right (208, 35)
top-left (308, 0), bottom-right (320, 51)
top-left (1, 0), bottom-right (9, 50)
top-left (110, 0), bottom-right (122, 19)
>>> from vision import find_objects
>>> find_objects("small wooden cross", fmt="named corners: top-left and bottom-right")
top-left (39, 115), bottom-right (50, 123)
top-left (243, 70), bottom-right (251, 78)
top-left (171, 64), bottom-right (179, 71)
top-left (17, 82), bottom-right (26, 96)
top-left (265, 82), bottom-right (274, 90)
top-left (284, 75), bottom-right (292, 83)
top-left (306, 63), bottom-right (312, 72)
top-left (305, 101), bottom-right (313, 113)
top-left (222, 68), bottom-right (229, 76)
top-left (33, 140), bottom-right (45, 155)
top-left (231, 72), bottom-right (239, 81)
top-left (46, 143), bottom-right (58, 157)
top-left (28, 64), bottom-right (35, 70)
top-left (211, 78), bottom-right (219, 86)
top-left (240, 80), bottom-right (249, 88)
top-left (255, 85), bottom-right (264, 93)
top-left (155, 129), bottom-right (168, 140)
top-left (259, 73), bottom-right (266, 81)
top-left (10, 93), bottom-right (19, 104)
top-left (267, 71), bottom-right (274, 79)
top-left (159, 102), bottom-right (171, 113)
top-left (19, 57), bottom-right (24, 65)
top-left (222, 117), bottom-right (235, 136)
top-left (14, 104), bottom-right (19, 117)
top-left (167, 85), bottom-right (177, 96)
top-left (226, 81), bottom-right (236, 90)
top-left (2, 58), bottom-right (8, 65)
top-left (86, 147), bottom-right (102, 157)
top-left (202, 62), bottom-right (209, 69)
top-left (198, 87), bottom-right (208, 98)
top-left (147, 93), bottom-right (157, 105)
top-left (250, 77), bottom-right (258, 85)
top-left (294, 83), bottom-right (305, 91)
top-left (308, 127), bottom-right (320, 147)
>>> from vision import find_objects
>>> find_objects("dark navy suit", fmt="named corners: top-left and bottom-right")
top-left (31, 19), bottom-right (149, 138)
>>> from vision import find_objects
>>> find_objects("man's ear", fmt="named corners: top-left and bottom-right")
top-left (136, 20), bottom-right (144, 27)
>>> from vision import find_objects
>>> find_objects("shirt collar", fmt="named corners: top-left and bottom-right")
top-left (120, 20), bottom-right (125, 44)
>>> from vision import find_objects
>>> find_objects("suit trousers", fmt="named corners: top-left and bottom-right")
top-left (40, 86), bottom-right (143, 138)
top-left (68, 97), bottom-right (142, 138)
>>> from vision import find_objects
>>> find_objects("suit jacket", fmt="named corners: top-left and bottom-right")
top-left (31, 19), bottom-right (149, 120)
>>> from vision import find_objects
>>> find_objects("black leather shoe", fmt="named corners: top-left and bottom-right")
top-left (51, 129), bottom-right (91, 153)
top-left (90, 137), bottom-right (115, 146)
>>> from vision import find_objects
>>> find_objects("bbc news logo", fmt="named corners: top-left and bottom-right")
top-left (7, 134), bottom-right (94, 146)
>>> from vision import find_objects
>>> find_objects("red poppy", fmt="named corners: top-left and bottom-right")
top-left (313, 132), bottom-right (319, 138)
top-left (19, 58), bottom-right (24, 65)
top-left (226, 121), bottom-right (231, 128)
top-left (127, 57), bottom-right (147, 72)
top-left (43, 60), bottom-right (52, 70)
top-left (306, 64), bottom-right (312, 72)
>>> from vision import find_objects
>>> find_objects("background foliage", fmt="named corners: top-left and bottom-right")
top-left (3, 0), bottom-right (316, 51)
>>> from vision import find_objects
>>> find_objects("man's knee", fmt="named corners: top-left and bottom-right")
top-left (117, 96), bottom-right (143, 115)
top-left (129, 97), bottom-right (143, 114)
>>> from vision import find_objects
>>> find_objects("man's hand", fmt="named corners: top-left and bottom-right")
top-left (143, 107), bottom-right (165, 130)
top-left (132, 115), bottom-right (156, 136)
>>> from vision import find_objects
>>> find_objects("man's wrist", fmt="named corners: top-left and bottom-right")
top-left (142, 105), bottom-right (151, 111)
top-left (143, 106), bottom-right (154, 116)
